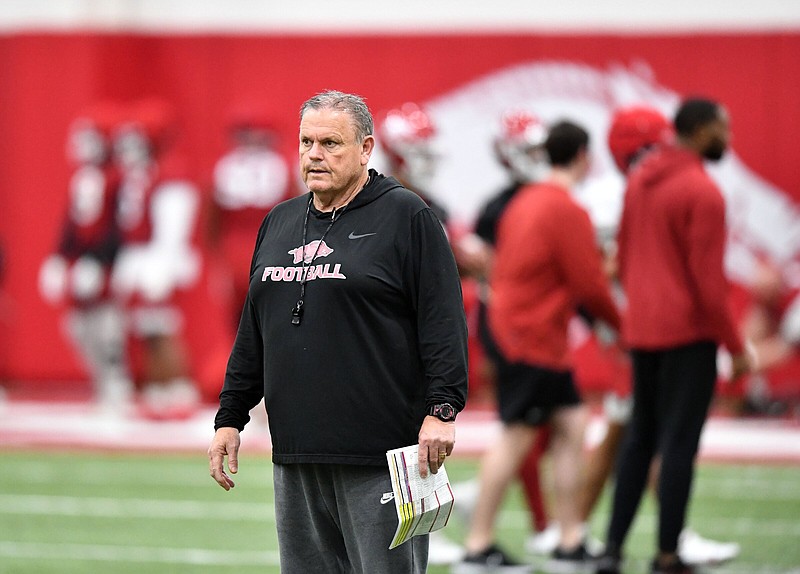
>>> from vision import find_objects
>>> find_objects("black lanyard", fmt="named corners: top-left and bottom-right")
top-left (292, 195), bottom-right (347, 326)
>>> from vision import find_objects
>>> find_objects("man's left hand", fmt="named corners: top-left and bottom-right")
top-left (417, 416), bottom-right (455, 478)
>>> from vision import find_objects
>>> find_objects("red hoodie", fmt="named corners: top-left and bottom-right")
top-left (617, 145), bottom-right (743, 354)
top-left (490, 181), bottom-right (621, 371)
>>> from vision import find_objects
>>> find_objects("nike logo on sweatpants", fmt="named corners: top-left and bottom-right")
top-left (380, 492), bottom-right (395, 504)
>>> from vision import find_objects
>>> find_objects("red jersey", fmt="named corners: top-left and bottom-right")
top-left (59, 164), bottom-right (121, 262)
top-left (55, 163), bottom-right (122, 305)
top-left (116, 163), bottom-right (158, 244)
top-left (212, 146), bottom-right (292, 280)
top-left (112, 155), bottom-right (200, 306)
top-left (489, 181), bottom-right (621, 370)
top-left (617, 145), bottom-right (743, 354)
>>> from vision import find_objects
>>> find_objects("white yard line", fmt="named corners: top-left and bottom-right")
top-left (14, 460), bottom-right (274, 488)
top-left (5, 493), bottom-right (797, 537)
top-left (0, 494), bottom-right (273, 521)
top-left (0, 541), bottom-right (279, 566)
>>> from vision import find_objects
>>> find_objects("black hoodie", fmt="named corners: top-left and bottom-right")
top-left (214, 169), bottom-right (468, 465)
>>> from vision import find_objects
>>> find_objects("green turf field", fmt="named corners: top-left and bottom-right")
top-left (0, 450), bottom-right (798, 573)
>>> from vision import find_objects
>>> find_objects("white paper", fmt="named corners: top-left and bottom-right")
top-left (385, 444), bottom-right (455, 549)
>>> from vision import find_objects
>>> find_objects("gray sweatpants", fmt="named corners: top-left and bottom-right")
top-left (273, 463), bottom-right (428, 574)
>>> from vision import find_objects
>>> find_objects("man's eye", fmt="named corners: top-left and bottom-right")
top-left (324, 141), bottom-right (339, 149)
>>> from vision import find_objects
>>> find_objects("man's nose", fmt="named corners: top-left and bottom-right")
top-left (308, 141), bottom-right (325, 159)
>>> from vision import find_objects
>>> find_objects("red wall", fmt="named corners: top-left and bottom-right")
top-left (1, 31), bottom-right (799, 391)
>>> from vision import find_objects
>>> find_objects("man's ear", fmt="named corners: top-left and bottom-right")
top-left (361, 135), bottom-right (375, 165)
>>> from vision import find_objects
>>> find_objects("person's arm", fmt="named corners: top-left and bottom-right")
top-left (214, 294), bottom-right (266, 430)
top-left (407, 208), bottom-right (469, 477)
top-left (209, 224), bottom-right (268, 490)
top-left (556, 203), bottom-right (622, 331)
top-left (684, 186), bottom-right (744, 355)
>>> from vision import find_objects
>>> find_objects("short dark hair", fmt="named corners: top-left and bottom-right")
top-left (544, 120), bottom-right (589, 167)
top-left (300, 90), bottom-right (374, 142)
top-left (673, 98), bottom-right (721, 138)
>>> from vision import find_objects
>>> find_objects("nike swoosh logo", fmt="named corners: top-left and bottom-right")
top-left (380, 492), bottom-right (395, 505)
top-left (349, 231), bottom-right (376, 240)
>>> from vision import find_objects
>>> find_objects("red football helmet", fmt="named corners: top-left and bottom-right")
top-left (378, 102), bottom-right (438, 191)
top-left (494, 110), bottom-right (549, 183)
top-left (226, 99), bottom-right (278, 147)
top-left (227, 99), bottom-right (275, 132)
top-left (607, 106), bottom-right (673, 173)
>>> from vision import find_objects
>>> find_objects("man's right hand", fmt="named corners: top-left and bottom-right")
top-left (208, 427), bottom-right (241, 491)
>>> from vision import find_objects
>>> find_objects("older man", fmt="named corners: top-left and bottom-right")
top-left (208, 90), bottom-right (468, 574)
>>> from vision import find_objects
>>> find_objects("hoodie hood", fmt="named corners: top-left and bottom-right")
top-left (635, 144), bottom-right (702, 189)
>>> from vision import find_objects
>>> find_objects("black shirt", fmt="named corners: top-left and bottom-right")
top-left (214, 170), bottom-right (468, 465)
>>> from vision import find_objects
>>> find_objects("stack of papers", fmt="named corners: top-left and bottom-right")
top-left (386, 444), bottom-right (455, 549)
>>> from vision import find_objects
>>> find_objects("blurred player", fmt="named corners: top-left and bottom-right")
top-left (738, 259), bottom-right (800, 414)
top-left (39, 101), bottom-right (133, 412)
top-left (451, 110), bottom-right (560, 556)
top-left (572, 105), bottom-right (742, 568)
top-left (596, 101), bottom-right (750, 574)
top-left (111, 97), bottom-right (202, 420)
top-left (379, 102), bottom-right (451, 225)
top-left (378, 102), bottom-right (466, 566)
top-left (209, 100), bottom-right (294, 331)
top-left (457, 109), bottom-right (550, 280)
top-left (458, 120), bottom-right (621, 573)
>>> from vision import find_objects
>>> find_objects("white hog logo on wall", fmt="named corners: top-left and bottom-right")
top-left (391, 60), bottom-right (800, 288)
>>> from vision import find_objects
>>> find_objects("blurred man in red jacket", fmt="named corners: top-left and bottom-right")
top-left (596, 98), bottom-right (753, 574)
top-left (582, 104), bottom-right (741, 567)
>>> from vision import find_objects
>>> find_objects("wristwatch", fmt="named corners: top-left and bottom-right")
top-left (427, 403), bottom-right (458, 422)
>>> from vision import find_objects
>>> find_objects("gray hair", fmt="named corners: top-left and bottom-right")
top-left (299, 90), bottom-right (374, 142)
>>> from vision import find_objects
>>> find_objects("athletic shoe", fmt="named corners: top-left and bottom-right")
top-left (545, 542), bottom-right (597, 573)
top-left (428, 531), bottom-right (466, 565)
top-left (584, 533), bottom-right (606, 556)
top-left (650, 556), bottom-right (697, 573)
top-left (525, 522), bottom-right (561, 555)
top-left (678, 528), bottom-right (740, 565)
top-left (594, 552), bottom-right (622, 574)
top-left (451, 544), bottom-right (531, 573)
top-left (527, 523), bottom-right (604, 558)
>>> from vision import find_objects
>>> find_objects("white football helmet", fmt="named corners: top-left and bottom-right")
top-left (113, 98), bottom-right (177, 171)
top-left (494, 110), bottom-right (549, 184)
top-left (378, 102), bottom-right (438, 191)
top-left (67, 101), bottom-right (121, 166)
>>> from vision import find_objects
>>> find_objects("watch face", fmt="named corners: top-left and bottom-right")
top-left (436, 404), bottom-right (455, 421)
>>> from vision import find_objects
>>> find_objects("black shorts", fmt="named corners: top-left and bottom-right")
top-left (495, 356), bottom-right (582, 426)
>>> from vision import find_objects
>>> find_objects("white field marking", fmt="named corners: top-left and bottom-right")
top-left (0, 541), bottom-right (279, 566)
top-left (693, 480), bottom-right (800, 499)
top-left (0, 494), bottom-right (273, 521)
top-left (495, 508), bottom-right (800, 538)
top-left (611, 559), bottom-right (800, 574)
top-left (15, 460), bottom-right (274, 488)
top-left (5, 494), bottom-right (797, 536)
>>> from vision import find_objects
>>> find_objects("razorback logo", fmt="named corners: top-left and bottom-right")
top-left (288, 240), bottom-right (334, 264)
